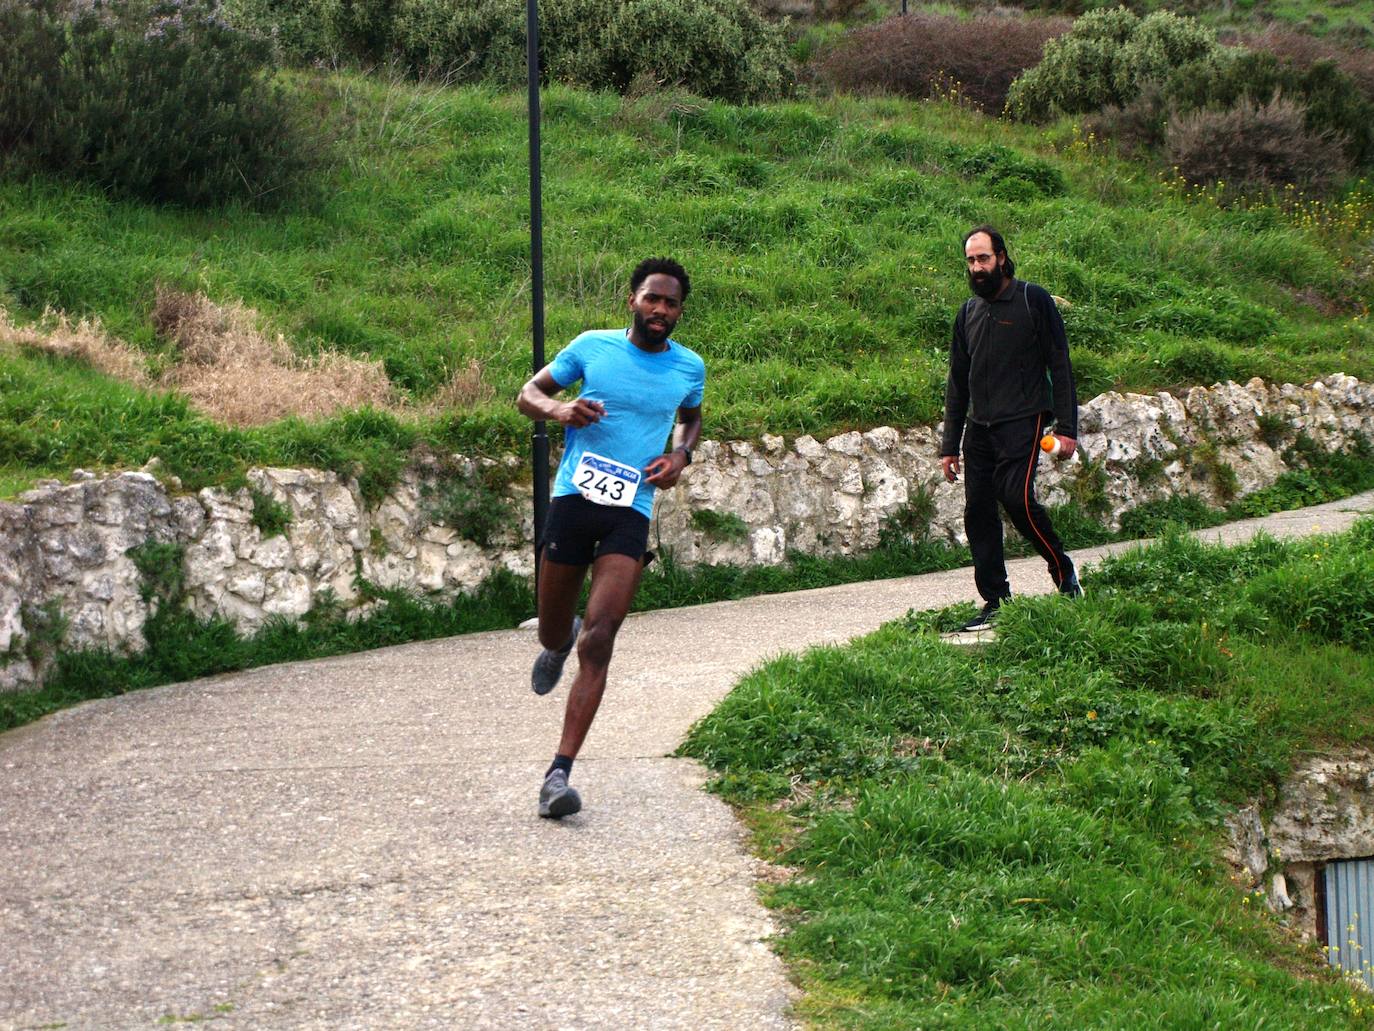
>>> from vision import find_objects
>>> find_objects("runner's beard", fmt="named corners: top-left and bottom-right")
top-left (633, 310), bottom-right (675, 347)
top-left (968, 266), bottom-right (1004, 300)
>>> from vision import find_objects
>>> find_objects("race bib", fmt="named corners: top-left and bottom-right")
top-left (573, 451), bottom-right (641, 508)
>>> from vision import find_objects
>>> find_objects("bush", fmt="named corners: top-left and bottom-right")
top-left (1236, 26), bottom-right (1374, 103)
top-left (0, 0), bottom-right (314, 206)
top-left (1083, 85), bottom-right (1167, 154)
top-left (1166, 51), bottom-right (1374, 168)
top-left (953, 143), bottom-right (1066, 197)
top-left (814, 12), bottom-right (1070, 112)
top-left (228, 0), bottom-right (793, 102)
top-left (1007, 7), bottom-right (1219, 121)
top-left (419, 461), bottom-right (517, 548)
top-left (1165, 96), bottom-right (1349, 195)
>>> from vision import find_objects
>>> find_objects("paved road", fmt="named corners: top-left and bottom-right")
top-left (3, 492), bottom-right (1371, 1030)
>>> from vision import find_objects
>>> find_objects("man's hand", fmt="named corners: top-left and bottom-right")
top-left (644, 450), bottom-right (688, 488)
top-left (557, 398), bottom-right (605, 428)
top-left (1052, 434), bottom-right (1077, 459)
top-left (941, 455), bottom-right (960, 483)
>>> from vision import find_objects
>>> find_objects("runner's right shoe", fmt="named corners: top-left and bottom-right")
top-left (538, 769), bottom-right (582, 819)
top-left (531, 616), bottom-right (581, 696)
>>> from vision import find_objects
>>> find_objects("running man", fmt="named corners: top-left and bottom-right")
top-left (516, 257), bottom-right (704, 818)
top-left (940, 224), bottom-right (1082, 633)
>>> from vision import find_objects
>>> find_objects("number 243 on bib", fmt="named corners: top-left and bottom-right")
top-left (573, 452), bottom-right (641, 507)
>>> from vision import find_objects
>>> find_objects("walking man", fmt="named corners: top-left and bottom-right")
top-left (517, 258), bottom-right (704, 818)
top-left (940, 224), bottom-right (1082, 632)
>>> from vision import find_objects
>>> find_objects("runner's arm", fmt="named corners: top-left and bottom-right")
top-left (517, 367), bottom-right (605, 428)
top-left (644, 404), bottom-right (702, 487)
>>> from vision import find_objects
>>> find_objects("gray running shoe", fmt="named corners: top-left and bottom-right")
top-left (531, 616), bottom-right (581, 696)
top-left (538, 769), bottom-right (582, 819)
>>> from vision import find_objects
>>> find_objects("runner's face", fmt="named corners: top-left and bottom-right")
top-left (629, 273), bottom-right (684, 345)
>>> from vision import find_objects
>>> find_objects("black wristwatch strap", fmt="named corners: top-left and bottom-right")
top-left (674, 445), bottom-right (693, 465)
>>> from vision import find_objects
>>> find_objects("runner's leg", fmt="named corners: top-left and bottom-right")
top-left (557, 552), bottom-right (644, 759)
top-left (536, 554), bottom-right (587, 651)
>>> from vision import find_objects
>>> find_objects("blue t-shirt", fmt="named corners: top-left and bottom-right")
top-left (549, 329), bottom-right (706, 519)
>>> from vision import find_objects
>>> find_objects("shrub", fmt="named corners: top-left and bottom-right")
top-left (0, 0), bottom-right (314, 206)
top-left (1006, 7), bottom-right (1219, 121)
top-left (1083, 85), bottom-right (1168, 154)
top-left (1165, 97), bottom-right (1349, 196)
top-left (249, 488), bottom-right (292, 538)
top-left (814, 12), bottom-right (1070, 112)
top-left (1117, 495), bottom-right (1222, 538)
top-left (228, 0), bottom-right (794, 102)
top-left (1166, 51), bottom-right (1374, 168)
top-left (953, 143), bottom-right (1066, 197)
top-left (419, 460), bottom-right (517, 548)
top-left (690, 509), bottom-right (750, 541)
top-left (1236, 26), bottom-right (1374, 103)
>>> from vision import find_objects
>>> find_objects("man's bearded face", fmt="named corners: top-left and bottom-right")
top-left (968, 263), bottom-right (1004, 299)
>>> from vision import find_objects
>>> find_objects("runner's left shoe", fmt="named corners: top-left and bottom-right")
top-left (538, 769), bottom-right (582, 819)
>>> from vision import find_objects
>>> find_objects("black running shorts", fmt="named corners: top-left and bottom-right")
top-left (541, 494), bottom-right (651, 566)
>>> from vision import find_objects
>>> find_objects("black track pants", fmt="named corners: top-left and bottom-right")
top-left (962, 413), bottom-right (1074, 604)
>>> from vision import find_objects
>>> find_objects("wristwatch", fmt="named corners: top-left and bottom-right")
top-left (674, 446), bottom-right (693, 465)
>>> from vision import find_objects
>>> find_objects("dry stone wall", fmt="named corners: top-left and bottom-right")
top-left (2, 374), bottom-right (1372, 692)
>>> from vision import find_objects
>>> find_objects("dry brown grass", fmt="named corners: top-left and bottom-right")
top-left (5, 291), bottom-right (498, 427)
top-left (0, 306), bottom-right (152, 385)
top-left (425, 356), bottom-right (496, 413)
top-left (151, 288), bottom-right (396, 426)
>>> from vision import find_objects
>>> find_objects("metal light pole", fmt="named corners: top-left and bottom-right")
top-left (527, 0), bottom-right (549, 596)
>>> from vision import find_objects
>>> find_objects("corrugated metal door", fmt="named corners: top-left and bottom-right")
top-left (1324, 859), bottom-right (1374, 987)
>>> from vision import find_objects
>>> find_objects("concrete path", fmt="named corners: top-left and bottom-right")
top-left (3, 492), bottom-right (1372, 1030)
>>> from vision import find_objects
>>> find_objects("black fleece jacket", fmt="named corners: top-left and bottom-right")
top-left (939, 278), bottom-right (1078, 457)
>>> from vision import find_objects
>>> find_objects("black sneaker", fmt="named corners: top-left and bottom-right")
top-left (538, 769), bottom-right (582, 819)
top-left (1059, 574), bottom-right (1084, 598)
top-left (531, 616), bottom-right (581, 696)
top-left (958, 599), bottom-right (1003, 633)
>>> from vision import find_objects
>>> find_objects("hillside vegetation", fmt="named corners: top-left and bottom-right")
top-left (3, 68), bottom-right (1372, 496)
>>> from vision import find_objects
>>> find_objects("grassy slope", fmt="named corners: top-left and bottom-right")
top-left (683, 521), bottom-right (1374, 1028)
top-left (901, 0), bottom-right (1374, 41)
top-left (2, 72), bottom-right (1372, 495)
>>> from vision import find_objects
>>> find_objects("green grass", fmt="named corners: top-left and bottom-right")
top-left (682, 519), bottom-right (1374, 1028)
top-left (1192, 0), bottom-right (1374, 41)
top-left (2, 71), bottom-right (1372, 495)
